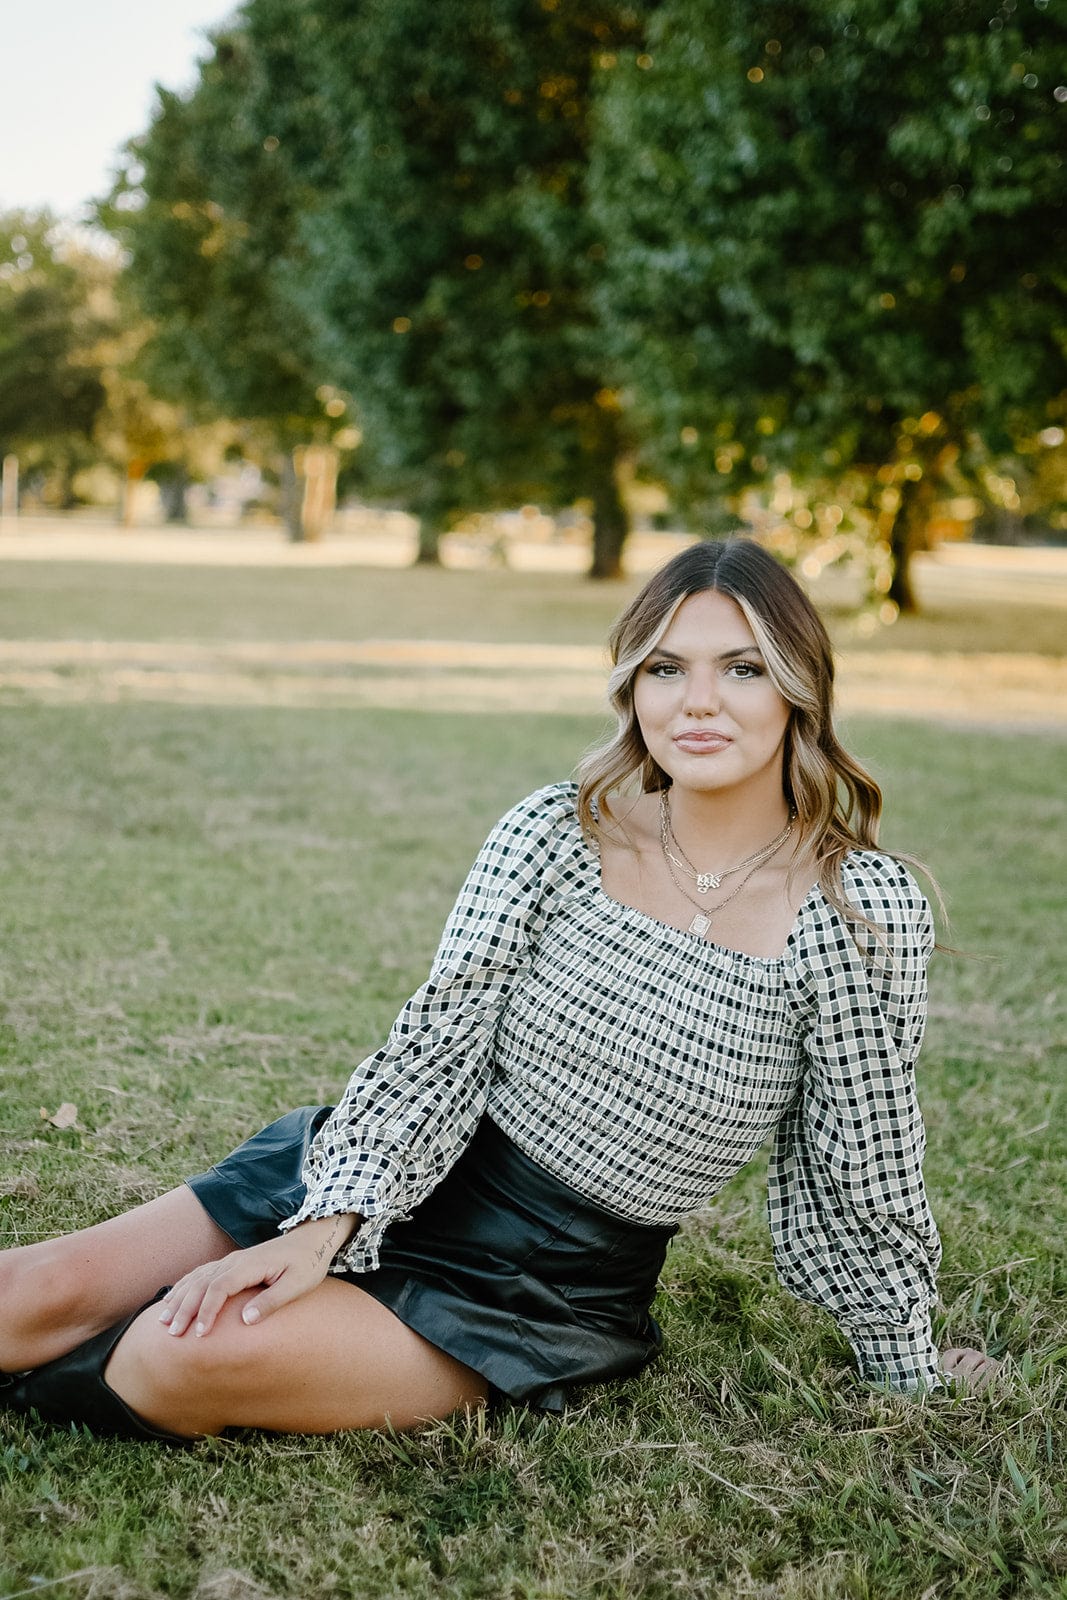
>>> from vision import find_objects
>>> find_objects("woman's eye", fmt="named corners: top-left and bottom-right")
top-left (646, 661), bottom-right (680, 679)
top-left (728, 661), bottom-right (761, 679)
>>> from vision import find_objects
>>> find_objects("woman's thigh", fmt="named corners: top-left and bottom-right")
top-left (106, 1277), bottom-right (490, 1437)
top-left (0, 1186), bottom-right (235, 1368)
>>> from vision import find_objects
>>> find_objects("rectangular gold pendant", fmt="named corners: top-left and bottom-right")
top-left (688, 913), bottom-right (712, 936)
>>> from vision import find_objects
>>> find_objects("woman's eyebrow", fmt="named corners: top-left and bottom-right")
top-left (646, 645), bottom-right (765, 663)
top-left (718, 645), bottom-right (765, 662)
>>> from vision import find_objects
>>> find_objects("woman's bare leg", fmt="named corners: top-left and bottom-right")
top-left (0, 1187), bottom-right (234, 1371)
top-left (106, 1278), bottom-right (489, 1436)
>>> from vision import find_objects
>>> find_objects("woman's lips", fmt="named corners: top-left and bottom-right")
top-left (672, 731), bottom-right (732, 753)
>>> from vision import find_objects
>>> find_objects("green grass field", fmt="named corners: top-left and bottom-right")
top-left (0, 559), bottom-right (1064, 1600)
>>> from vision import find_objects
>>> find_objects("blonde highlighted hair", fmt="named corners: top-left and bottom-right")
top-left (576, 537), bottom-right (931, 934)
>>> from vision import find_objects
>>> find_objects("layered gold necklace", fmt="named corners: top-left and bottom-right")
top-left (659, 789), bottom-right (794, 938)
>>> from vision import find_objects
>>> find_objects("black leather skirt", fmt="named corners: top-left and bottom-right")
top-left (186, 1106), bottom-right (676, 1412)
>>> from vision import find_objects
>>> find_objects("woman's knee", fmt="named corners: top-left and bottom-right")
top-left (0, 1240), bottom-right (106, 1359)
top-left (105, 1302), bottom-right (251, 1436)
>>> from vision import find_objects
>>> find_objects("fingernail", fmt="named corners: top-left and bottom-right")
top-left (242, 1305), bottom-right (260, 1325)
top-left (158, 1308), bottom-right (172, 1323)
top-left (195, 1321), bottom-right (205, 1337)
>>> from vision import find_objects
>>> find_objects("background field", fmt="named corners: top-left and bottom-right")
top-left (0, 556), bottom-right (1064, 1600)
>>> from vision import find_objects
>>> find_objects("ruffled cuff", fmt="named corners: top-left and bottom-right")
top-left (839, 1303), bottom-right (946, 1394)
top-left (327, 1212), bottom-right (397, 1274)
top-left (277, 1166), bottom-right (411, 1274)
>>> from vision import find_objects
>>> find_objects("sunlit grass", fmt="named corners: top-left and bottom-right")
top-left (1, 554), bottom-right (1065, 656)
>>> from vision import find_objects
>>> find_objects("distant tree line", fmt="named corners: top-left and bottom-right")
top-left (0, 212), bottom-right (107, 505)
top-left (0, 212), bottom-right (242, 521)
top-left (3, 0), bottom-right (1065, 600)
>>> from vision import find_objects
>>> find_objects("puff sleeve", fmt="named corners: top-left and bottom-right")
top-left (278, 785), bottom-right (576, 1272)
top-left (769, 858), bottom-right (944, 1393)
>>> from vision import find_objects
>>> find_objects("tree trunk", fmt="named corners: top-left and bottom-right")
top-left (59, 457), bottom-right (79, 511)
top-left (1, 454), bottom-right (18, 519)
top-left (587, 420), bottom-right (629, 580)
top-left (120, 458), bottom-right (148, 527)
top-left (412, 492), bottom-right (445, 565)
top-left (158, 467), bottom-right (190, 525)
top-left (887, 474), bottom-right (933, 613)
top-left (415, 518), bottom-right (443, 563)
top-left (297, 444), bottom-right (338, 541)
top-left (280, 451), bottom-right (305, 541)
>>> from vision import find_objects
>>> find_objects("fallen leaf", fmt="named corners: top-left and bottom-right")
top-left (43, 1102), bottom-right (79, 1129)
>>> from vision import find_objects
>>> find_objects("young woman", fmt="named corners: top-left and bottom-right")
top-left (0, 539), bottom-right (998, 1442)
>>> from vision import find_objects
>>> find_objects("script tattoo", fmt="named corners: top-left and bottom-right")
top-left (312, 1219), bottom-right (343, 1266)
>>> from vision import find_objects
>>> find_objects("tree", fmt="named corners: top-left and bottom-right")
top-left (0, 211), bottom-right (107, 493)
top-left (94, 346), bottom-right (238, 527)
top-left (100, 29), bottom-right (350, 540)
top-left (590, 0), bottom-right (1067, 607)
top-left (175, 0), bottom-right (648, 574)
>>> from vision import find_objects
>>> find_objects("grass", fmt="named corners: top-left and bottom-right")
top-left (0, 558), bottom-right (1064, 1600)
top-left (1, 554), bottom-right (1065, 655)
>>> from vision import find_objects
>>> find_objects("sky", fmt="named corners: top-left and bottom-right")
top-left (3, 0), bottom-right (238, 221)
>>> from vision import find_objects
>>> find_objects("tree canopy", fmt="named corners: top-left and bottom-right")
top-left (94, 0), bottom-right (1066, 581)
top-left (276, 0), bottom-right (645, 570)
top-left (0, 212), bottom-right (107, 471)
top-left (105, 0), bottom-right (649, 570)
top-left (101, 20), bottom-right (345, 537)
top-left (590, 0), bottom-right (1067, 604)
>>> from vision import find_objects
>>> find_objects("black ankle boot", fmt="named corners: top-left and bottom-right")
top-left (2, 1288), bottom-right (190, 1444)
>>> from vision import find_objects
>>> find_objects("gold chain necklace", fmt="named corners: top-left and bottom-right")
top-left (659, 789), bottom-right (794, 894)
top-left (660, 849), bottom-right (774, 938)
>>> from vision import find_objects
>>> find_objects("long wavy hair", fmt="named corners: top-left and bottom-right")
top-left (576, 538), bottom-right (927, 933)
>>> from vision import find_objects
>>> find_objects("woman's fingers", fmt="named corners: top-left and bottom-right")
top-left (193, 1259), bottom-right (284, 1336)
top-left (156, 1236), bottom-right (331, 1336)
top-left (941, 1346), bottom-right (1002, 1390)
top-left (157, 1274), bottom-right (207, 1333)
top-left (158, 1252), bottom-right (272, 1337)
top-left (240, 1263), bottom-right (316, 1326)
top-left (158, 1269), bottom-right (220, 1337)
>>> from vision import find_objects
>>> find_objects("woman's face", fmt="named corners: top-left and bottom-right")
top-left (632, 589), bottom-right (791, 799)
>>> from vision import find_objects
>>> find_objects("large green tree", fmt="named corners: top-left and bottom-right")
top-left (101, 27), bottom-right (347, 539)
top-left (113, 0), bottom-right (649, 572)
top-left (247, 0), bottom-right (648, 572)
top-left (591, 0), bottom-right (1067, 606)
top-left (0, 211), bottom-right (107, 493)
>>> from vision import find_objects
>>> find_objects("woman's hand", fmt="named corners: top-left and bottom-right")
top-left (941, 1346), bottom-right (1002, 1391)
top-left (158, 1213), bottom-right (358, 1338)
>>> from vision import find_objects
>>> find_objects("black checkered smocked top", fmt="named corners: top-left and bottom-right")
top-left (280, 783), bottom-right (943, 1393)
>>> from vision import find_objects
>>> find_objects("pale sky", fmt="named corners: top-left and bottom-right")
top-left (2, 0), bottom-right (238, 221)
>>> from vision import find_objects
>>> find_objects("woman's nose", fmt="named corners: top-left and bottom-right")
top-left (682, 670), bottom-right (721, 716)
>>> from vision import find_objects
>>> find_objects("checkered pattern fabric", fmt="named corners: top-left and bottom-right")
top-left (281, 783), bottom-right (943, 1393)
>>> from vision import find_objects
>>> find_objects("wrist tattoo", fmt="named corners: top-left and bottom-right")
top-left (312, 1220), bottom-right (342, 1266)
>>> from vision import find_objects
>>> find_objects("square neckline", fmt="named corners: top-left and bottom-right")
top-left (571, 807), bottom-right (822, 967)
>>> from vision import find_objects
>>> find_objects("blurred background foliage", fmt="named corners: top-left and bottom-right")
top-left (590, 0), bottom-right (1067, 606)
top-left (1, 0), bottom-right (1065, 604)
